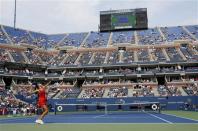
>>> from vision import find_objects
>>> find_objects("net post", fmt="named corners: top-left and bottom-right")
top-left (158, 102), bottom-right (161, 114)
top-left (105, 103), bottom-right (108, 115)
top-left (54, 103), bottom-right (57, 115)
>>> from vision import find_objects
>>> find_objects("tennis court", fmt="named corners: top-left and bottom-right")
top-left (0, 111), bottom-right (198, 131)
top-left (0, 111), bottom-right (197, 124)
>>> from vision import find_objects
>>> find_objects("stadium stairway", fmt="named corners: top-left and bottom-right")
top-left (7, 50), bottom-right (15, 62)
top-left (162, 48), bottom-right (170, 61)
top-left (148, 48), bottom-right (154, 61)
top-left (74, 53), bottom-right (83, 65)
top-left (179, 87), bottom-right (188, 96)
top-left (88, 52), bottom-right (96, 64)
top-left (21, 52), bottom-right (30, 63)
top-left (153, 87), bottom-right (160, 96)
top-left (119, 50), bottom-right (124, 63)
top-left (37, 54), bottom-right (45, 64)
top-left (104, 52), bottom-right (110, 64)
top-left (107, 32), bottom-right (113, 46)
top-left (56, 34), bottom-right (68, 46)
top-left (80, 32), bottom-right (90, 47)
top-left (134, 31), bottom-right (139, 45)
top-left (53, 90), bottom-right (64, 99)
top-left (157, 27), bottom-right (167, 41)
top-left (134, 50), bottom-right (138, 62)
top-left (26, 30), bottom-right (35, 42)
top-left (128, 88), bottom-right (134, 97)
top-left (103, 88), bottom-right (110, 98)
top-left (60, 54), bottom-right (69, 65)
top-left (77, 89), bottom-right (85, 98)
top-left (176, 47), bottom-right (187, 61)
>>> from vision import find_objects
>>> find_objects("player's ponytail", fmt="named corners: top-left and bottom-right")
top-left (33, 83), bottom-right (39, 90)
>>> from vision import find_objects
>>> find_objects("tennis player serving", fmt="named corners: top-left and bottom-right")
top-left (30, 81), bottom-right (51, 124)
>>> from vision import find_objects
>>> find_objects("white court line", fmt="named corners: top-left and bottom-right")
top-left (93, 115), bottom-right (106, 118)
top-left (47, 123), bottom-right (198, 124)
top-left (146, 113), bottom-right (173, 124)
top-left (93, 116), bottom-right (151, 119)
top-left (1, 123), bottom-right (198, 125)
top-left (162, 113), bottom-right (198, 122)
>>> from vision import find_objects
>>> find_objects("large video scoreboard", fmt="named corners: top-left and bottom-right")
top-left (100, 8), bottom-right (148, 32)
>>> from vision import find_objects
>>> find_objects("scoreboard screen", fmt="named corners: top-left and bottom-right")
top-left (100, 8), bottom-right (148, 31)
top-left (111, 13), bottom-right (136, 29)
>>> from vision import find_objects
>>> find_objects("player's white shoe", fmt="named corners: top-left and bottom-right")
top-left (35, 119), bottom-right (44, 124)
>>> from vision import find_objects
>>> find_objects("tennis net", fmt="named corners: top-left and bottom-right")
top-left (54, 102), bottom-right (161, 115)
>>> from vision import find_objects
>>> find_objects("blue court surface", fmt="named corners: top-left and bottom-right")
top-left (0, 112), bottom-right (198, 124)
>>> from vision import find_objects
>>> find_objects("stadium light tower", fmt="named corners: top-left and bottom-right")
top-left (14, 0), bottom-right (17, 29)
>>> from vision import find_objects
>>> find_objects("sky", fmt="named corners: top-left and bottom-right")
top-left (0, 0), bottom-right (198, 34)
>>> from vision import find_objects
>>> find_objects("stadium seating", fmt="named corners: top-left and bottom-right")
top-left (161, 26), bottom-right (193, 42)
top-left (78, 52), bottom-right (93, 65)
top-left (91, 52), bottom-right (106, 65)
top-left (123, 50), bottom-right (134, 63)
top-left (60, 33), bottom-right (88, 47)
top-left (180, 46), bottom-right (198, 61)
top-left (107, 51), bottom-right (120, 64)
top-left (0, 49), bottom-right (10, 62)
top-left (0, 27), bottom-right (9, 44)
top-left (58, 88), bottom-right (81, 99)
top-left (29, 31), bottom-right (48, 48)
top-left (85, 32), bottom-right (110, 48)
top-left (108, 87), bottom-right (128, 98)
top-left (9, 50), bottom-right (26, 63)
top-left (137, 49), bottom-right (150, 62)
top-left (47, 34), bottom-right (66, 48)
top-left (166, 47), bottom-right (183, 61)
top-left (25, 51), bottom-right (42, 65)
top-left (80, 88), bottom-right (105, 98)
top-left (138, 28), bottom-right (164, 45)
top-left (0, 24), bottom-right (197, 108)
top-left (112, 31), bottom-right (134, 44)
top-left (1, 25), bottom-right (197, 47)
top-left (185, 25), bottom-right (198, 39)
top-left (133, 85), bottom-right (154, 97)
top-left (150, 48), bottom-right (167, 62)
top-left (62, 52), bottom-right (80, 66)
top-left (3, 26), bottom-right (33, 44)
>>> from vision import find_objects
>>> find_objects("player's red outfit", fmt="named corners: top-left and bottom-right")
top-left (37, 87), bottom-right (47, 108)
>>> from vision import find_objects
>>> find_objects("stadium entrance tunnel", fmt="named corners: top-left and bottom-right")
top-left (3, 77), bottom-right (13, 89)
top-left (157, 76), bottom-right (165, 85)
